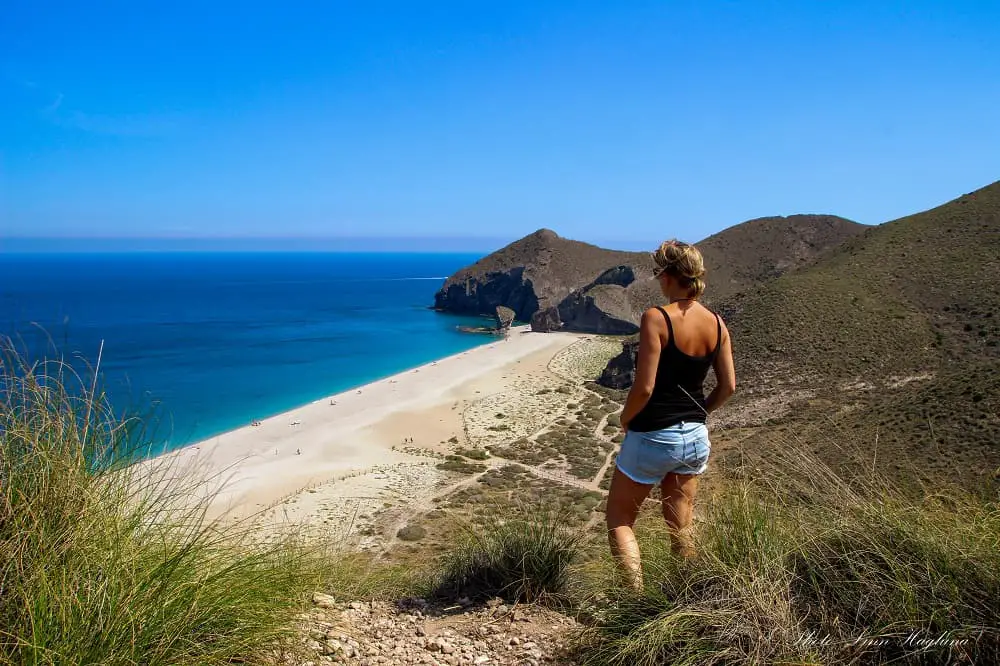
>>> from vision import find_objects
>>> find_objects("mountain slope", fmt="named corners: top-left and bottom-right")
top-left (726, 181), bottom-right (1000, 383)
top-left (603, 214), bottom-right (867, 333)
top-left (434, 216), bottom-right (865, 333)
top-left (697, 214), bottom-right (867, 305)
top-left (717, 181), bottom-right (1000, 485)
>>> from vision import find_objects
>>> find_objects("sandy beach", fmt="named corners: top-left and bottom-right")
top-left (151, 326), bottom-right (592, 528)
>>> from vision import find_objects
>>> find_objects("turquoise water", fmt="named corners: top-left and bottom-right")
top-left (1, 252), bottom-right (491, 450)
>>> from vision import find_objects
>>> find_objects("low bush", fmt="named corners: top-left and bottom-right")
top-left (397, 524), bottom-right (428, 541)
top-left (437, 456), bottom-right (487, 474)
top-left (431, 508), bottom-right (586, 603)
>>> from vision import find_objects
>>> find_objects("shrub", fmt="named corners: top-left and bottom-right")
top-left (456, 447), bottom-right (489, 461)
top-left (437, 456), bottom-right (487, 474)
top-left (397, 525), bottom-right (427, 541)
top-left (0, 344), bottom-right (330, 665)
top-left (432, 508), bottom-right (585, 603)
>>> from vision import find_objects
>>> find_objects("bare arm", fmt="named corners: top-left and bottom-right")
top-left (705, 318), bottom-right (736, 414)
top-left (620, 309), bottom-right (664, 431)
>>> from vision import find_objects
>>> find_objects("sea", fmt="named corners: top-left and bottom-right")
top-left (0, 252), bottom-right (492, 452)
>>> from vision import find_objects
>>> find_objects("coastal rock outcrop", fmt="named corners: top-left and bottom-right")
top-left (494, 305), bottom-right (516, 331)
top-left (436, 215), bottom-right (866, 367)
top-left (434, 229), bottom-right (646, 326)
top-left (433, 266), bottom-right (540, 323)
top-left (556, 284), bottom-right (639, 334)
top-left (598, 336), bottom-right (640, 389)
top-left (529, 306), bottom-right (562, 333)
top-left (530, 264), bottom-right (653, 334)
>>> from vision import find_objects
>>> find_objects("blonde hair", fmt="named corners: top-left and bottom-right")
top-left (652, 239), bottom-right (706, 299)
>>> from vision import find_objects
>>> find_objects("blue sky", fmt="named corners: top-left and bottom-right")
top-left (2, 1), bottom-right (998, 250)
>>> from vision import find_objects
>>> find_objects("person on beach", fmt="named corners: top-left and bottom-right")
top-left (607, 239), bottom-right (736, 590)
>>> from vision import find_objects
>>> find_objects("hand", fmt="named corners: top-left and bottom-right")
top-left (620, 418), bottom-right (630, 435)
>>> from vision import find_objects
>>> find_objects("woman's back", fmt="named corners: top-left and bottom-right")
top-left (628, 302), bottom-right (720, 432)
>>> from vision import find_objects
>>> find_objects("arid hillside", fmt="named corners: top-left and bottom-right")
top-left (715, 181), bottom-right (1000, 486)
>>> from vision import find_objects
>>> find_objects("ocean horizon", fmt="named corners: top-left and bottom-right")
top-left (1, 252), bottom-right (493, 452)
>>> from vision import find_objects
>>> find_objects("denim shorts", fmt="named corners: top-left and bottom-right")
top-left (616, 422), bottom-right (711, 485)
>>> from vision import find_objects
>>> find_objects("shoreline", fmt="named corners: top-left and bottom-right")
top-left (161, 325), bottom-right (498, 451)
top-left (149, 326), bottom-right (585, 521)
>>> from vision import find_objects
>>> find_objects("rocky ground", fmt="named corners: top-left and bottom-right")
top-left (297, 594), bottom-right (580, 666)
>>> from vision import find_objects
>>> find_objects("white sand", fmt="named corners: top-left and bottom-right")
top-left (150, 327), bottom-right (583, 522)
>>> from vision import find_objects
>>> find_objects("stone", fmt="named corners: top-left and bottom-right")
top-left (312, 592), bottom-right (337, 608)
top-left (530, 306), bottom-right (562, 332)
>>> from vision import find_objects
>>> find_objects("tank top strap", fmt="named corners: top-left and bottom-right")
top-left (655, 306), bottom-right (674, 349)
top-left (712, 311), bottom-right (722, 355)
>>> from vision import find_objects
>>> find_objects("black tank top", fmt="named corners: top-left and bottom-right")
top-left (628, 306), bottom-right (721, 432)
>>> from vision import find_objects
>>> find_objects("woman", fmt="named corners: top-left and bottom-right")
top-left (607, 239), bottom-right (736, 590)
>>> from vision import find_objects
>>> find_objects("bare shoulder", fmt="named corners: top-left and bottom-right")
top-left (708, 307), bottom-right (727, 325)
top-left (642, 306), bottom-right (665, 318)
top-left (641, 307), bottom-right (667, 326)
top-left (711, 309), bottom-right (732, 342)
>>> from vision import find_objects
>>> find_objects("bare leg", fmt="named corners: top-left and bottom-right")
top-left (660, 472), bottom-right (700, 558)
top-left (606, 468), bottom-right (654, 591)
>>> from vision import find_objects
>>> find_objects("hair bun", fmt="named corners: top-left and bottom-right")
top-left (653, 239), bottom-right (707, 298)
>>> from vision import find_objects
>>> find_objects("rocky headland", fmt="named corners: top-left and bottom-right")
top-left (434, 215), bottom-right (865, 337)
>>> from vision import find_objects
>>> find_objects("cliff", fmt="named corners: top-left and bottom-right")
top-left (433, 229), bottom-right (643, 323)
